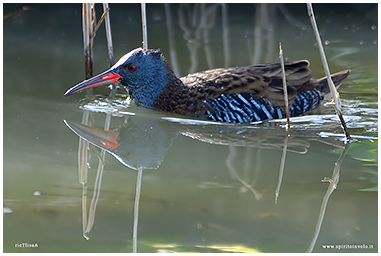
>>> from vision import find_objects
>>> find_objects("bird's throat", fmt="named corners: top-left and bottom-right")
top-left (127, 71), bottom-right (184, 109)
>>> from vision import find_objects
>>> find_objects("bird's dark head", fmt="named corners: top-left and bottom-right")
top-left (64, 47), bottom-right (174, 107)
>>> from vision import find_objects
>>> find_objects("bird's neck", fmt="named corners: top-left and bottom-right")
top-left (128, 82), bottom-right (163, 108)
top-left (152, 71), bottom-right (186, 111)
top-left (128, 67), bottom-right (184, 108)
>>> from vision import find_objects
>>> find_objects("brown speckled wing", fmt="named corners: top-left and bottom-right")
top-left (180, 60), bottom-right (313, 108)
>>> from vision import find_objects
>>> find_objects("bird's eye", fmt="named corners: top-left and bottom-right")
top-left (128, 64), bottom-right (136, 71)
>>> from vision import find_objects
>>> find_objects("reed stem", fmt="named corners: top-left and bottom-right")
top-left (141, 4), bottom-right (148, 50)
top-left (80, 3), bottom-right (94, 240)
top-left (82, 4), bottom-right (117, 239)
top-left (275, 133), bottom-right (288, 203)
top-left (102, 3), bottom-right (118, 99)
top-left (279, 42), bottom-right (290, 129)
top-left (307, 141), bottom-right (351, 252)
top-left (133, 168), bottom-right (144, 253)
top-left (83, 3), bottom-right (94, 81)
top-left (306, 3), bottom-right (351, 141)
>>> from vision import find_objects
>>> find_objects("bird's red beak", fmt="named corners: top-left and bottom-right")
top-left (64, 69), bottom-right (122, 96)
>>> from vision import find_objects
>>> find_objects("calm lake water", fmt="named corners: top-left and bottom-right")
top-left (3, 3), bottom-right (378, 253)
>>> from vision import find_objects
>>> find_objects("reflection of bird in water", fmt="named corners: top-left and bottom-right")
top-left (64, 115), bottom-right (348, 203)
top-left (64, 117), bottom-right (177, 170)
top-left (178, 123), bottom-right (311, 154)
top-left (64, 114), bottom-right (345, 172)
top-left (65, 48), bottom-right (350, 124)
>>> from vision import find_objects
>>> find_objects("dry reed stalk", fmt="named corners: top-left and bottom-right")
top-left (141, 3), bottom-right (148, 50)
top-left (79, 3), bottom-right (95, 240)
top-left (306, 3), bottom-right (351, 141)
top-left (279, 43), bottom-right (290, 128)
top-left (82, 4), bottom-right (117, 240)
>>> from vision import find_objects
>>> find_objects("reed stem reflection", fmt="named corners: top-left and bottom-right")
top-left (307, 140), bottom-right (352, 252)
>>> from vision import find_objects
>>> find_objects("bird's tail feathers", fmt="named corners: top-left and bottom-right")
top-left (314, 69), bottom-right (351, 98)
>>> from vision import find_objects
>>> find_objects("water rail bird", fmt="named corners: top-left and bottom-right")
top-left (64, 47), bottom-right (350, 123)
